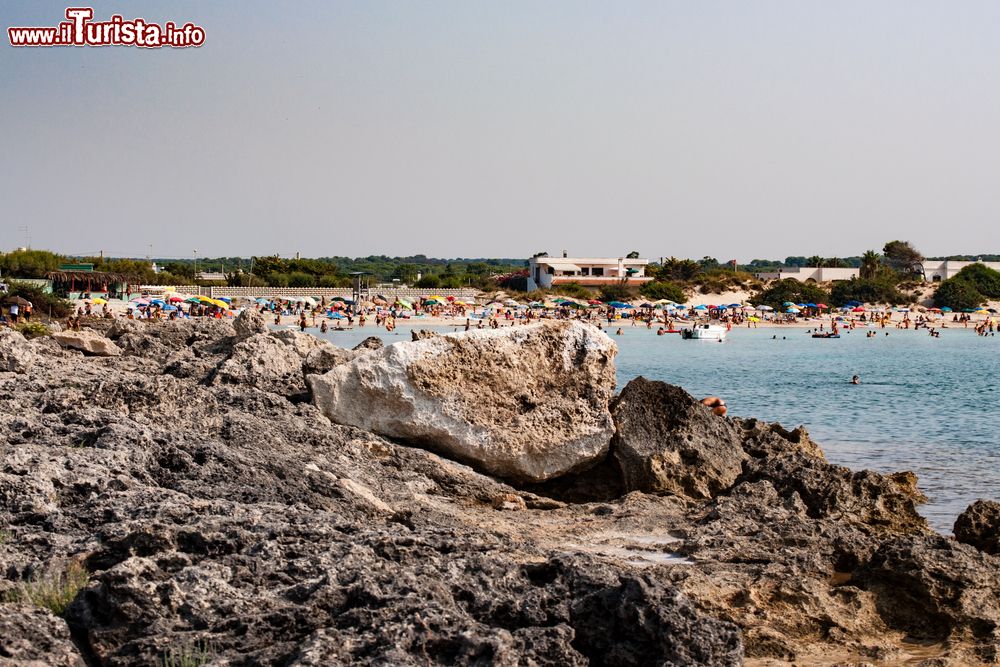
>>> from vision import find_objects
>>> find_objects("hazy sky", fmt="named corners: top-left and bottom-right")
top-left (3, 1), bottom-right (999, 260)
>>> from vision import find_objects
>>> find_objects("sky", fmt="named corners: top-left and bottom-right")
top-left (2, 1), bottom-right (1000, 261)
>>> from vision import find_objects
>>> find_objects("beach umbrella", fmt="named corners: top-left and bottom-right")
top-left (91, 297), bottom-right (107, 305)
top-left (639, 302), bottom-right (654, 309)
top-left (727, 303), bottom-right (742, 309)
top-left (218, 297), bottom-right (232, 303)
top-left (395, 299), bottom-right (413, 310)
top-left (851, 307), bottom-right (865, 313)
top-left (162, 305), bottom-right (177, 312)
top-left (940, 307), bottom-right (953, 312)
top-left (150, 299), bottom-right (166, 307)
top-left (804, 303), bottom-right (817, 308)
top-left (815, 303), bottom-right (828, 309)
top-left (693, 305), bottom-right (708, 311)
top-left (989, 309), bottom-right (998, 314)
top-left (757, 305), bottom-right (774, 311)
top-left (782, 301), bottom-right (795, 307)
top-left (168, 296), bottom-right (184, 303)
top-left (330, 311), bottom-right (346, 319)
top-left (961, 308), bottom-right (976, 313)
top-left (748, 316), bottom-right (760, 322)
top-left (975, 309), bottom-right (989, 314)
top-left (786, 307), bottom-right (801, 313)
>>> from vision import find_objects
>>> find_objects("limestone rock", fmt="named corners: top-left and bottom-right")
top-left (272, 329), bottom-right (324, 358)
top-left (310, 321), bottom-right (617, 482)
top-left (0, 329), bottom-right (35, 373)
top-left (611, 378), bottom-right (747, 498)
top-left (303, 344), bottom-right (355, 376)
top-left (0, 605), bottom-right (85, 666)
top-left (214, 333), bottom-right (306, 396)
top-left (352, 336), bottom-right (384, 352)
top-left (52, 330), bottom-right (121, 357)
top-left (856, 535), bottom-right (1000, 661)
top-left (954, 500), bottom-right (1000, 555)
top-left (234, 307), bottom-right (268, 338)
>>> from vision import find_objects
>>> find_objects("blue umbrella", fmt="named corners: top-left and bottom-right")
top-left (162, 305), bottom-right (177, 311)
top-left (805, 303), bottom-right (817, 308)
top-left (782, 301), bottom-right (795, 306)
top-left (150, 299), bottom-right (166, 306)
top-left (940, 307), bottom-right (953, 312)
top-left (608, 301), bottom-right (631, 308)
top-left (218, 297), bottom-right (232, 303)
top-left (330, 312), bottom-right (346, 319)
top-left (693, 305), bottom-right (708, 310)
top-left (727, 303), bottom-right (742, 308)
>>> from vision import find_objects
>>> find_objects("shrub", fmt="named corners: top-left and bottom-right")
top-left (830, 277), bottom-right (909, 306)
top-left (752, 279), bottom-right (831, 310)
top-left (287, 272), bottom-right (316, 287)
top-left (950, 264), bottom-right (1000, 298)
top-left (15, 322), bottom-right (50, 339)
top-left (934, 278), bottom-right (984, 310)
top-left (6, 282), bottom-right (73, 319)
top-left (552, 282), bottom-right (592, 299)
top-left (639, 280), bottom-right (686, 302)
top-left (415, 275), bottom-right (441, 288)
top-left (160, 640), bottom-right (214, 667)
top-left (598, 282), bottom-right (635, 303)
top-left (3, 561), bottom-right (89, 616)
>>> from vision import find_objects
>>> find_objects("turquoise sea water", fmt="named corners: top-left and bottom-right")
top-left (300, 323), bottom-right (1000, 533)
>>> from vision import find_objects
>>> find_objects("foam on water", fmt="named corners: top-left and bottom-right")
top-left (302, 323), bottom-right (1000, 533)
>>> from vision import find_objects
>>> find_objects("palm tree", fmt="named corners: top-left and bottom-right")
top-left (807, 255), bottom-right (824, 268)
top-left (860, 250), bottom-right (881, 280)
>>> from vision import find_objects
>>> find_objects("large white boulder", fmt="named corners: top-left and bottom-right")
top-left (52, 330), bottom-right (121, 357)
top-left (0, 330), bottom-right (35, 373)
top-left (308, 321), bottom-right (617, 482)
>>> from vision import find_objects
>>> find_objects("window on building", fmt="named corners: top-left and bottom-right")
top-left (592, 267), bottom-right (604, 276)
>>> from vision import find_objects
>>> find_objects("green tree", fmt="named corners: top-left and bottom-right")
top-left (882, 240), bottom-right (924, 278)
top-left (657, 257), bottom-right (702, 281)
top-left (0, 250), bottom-right (63, 279)
top-left (807, 255), bottom-right (824, 268)
top-left (626, 250), bottom-right (640, 259)
top-left (859, 250), bottom-right (881, 280)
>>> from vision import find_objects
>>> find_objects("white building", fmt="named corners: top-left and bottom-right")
top-left (527, 255), bottom-right (652, 290)
top-left (922, 260), bottom-right (1000, 282)
top-left (754, 267), bottom-right (860, 282)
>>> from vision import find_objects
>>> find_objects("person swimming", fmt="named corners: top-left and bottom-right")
top-left (851, 375), bottom-right (861, 385)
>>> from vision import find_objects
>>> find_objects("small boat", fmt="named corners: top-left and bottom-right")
top-left (682, 324), bottom-right (727, 341)
top-left (811, 332), bottom-right (840, 339)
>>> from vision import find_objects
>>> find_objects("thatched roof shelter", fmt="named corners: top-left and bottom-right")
top-left (47, 270), bottom-right (135, 283)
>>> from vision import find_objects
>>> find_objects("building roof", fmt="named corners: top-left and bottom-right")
top-left (533, 256), bottom-right (648, 265)
top-left (47, 270), bottom-right (137, 283)
top-left (545, 262), bottom-right (583, 272)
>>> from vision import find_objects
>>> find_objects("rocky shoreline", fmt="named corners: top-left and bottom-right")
top-left (1, 315), bottom-right (998, 666)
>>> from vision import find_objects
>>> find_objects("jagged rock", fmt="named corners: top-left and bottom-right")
top-left (611, 378), bottom-right (747, 498)
top-left (105, 318), bottom-right (143, 340)
top-left (0, 329), bottom-right (34, 373)
top-left (856, 535), bottom-right (1000, 661)
top-left (737, 452), bottom-right (929, 534)
top-left (411, 329), bottom-right (439, 341)
top-left (52, 330), bottom-right (121, 357)
top-left (309, 321), bottom-right (617, 482)
top-left (736, 417), bottom-right (826, 460)
top-left (214, 333), bottom-right (306, 396)
top-left (272, 329), bottom-right (325, 358)
top-left (353, 336), bottom-right (384, 351)
top-left (954, 500), bottom-right (1000, 555)
top-left (233, 307), bottom-right (268, 338)
top-left (302, 344), bottom-right (355, 375)
top-left (0, 605), bottom-right (85, 666)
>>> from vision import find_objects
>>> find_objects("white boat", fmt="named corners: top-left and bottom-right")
top-left (682, 324), bottom-right (727, 341)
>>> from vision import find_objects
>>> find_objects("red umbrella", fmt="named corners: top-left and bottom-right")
top-left (168, 296), bottom-right (183, 303)
top-left (816, 303), bottom-right (828, 309)
top-left (851, 306), bottom-right (865, 313)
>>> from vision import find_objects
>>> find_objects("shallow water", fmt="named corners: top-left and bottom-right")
top-left (300, 322), bottom-right (1000, 533)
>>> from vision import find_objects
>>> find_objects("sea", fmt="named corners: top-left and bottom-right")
top-left (299, 322), bottom-right (1000, 533)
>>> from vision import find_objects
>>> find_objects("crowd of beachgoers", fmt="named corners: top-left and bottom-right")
top-left (4, 289), bottom-right (999, 337)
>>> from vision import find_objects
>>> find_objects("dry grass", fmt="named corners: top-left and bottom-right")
top-left (3, 561), bottom-right (89, 616)
top-left (160, 640), bottom-right (214, 667)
